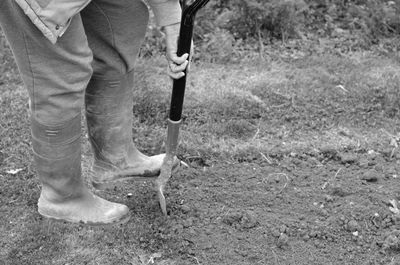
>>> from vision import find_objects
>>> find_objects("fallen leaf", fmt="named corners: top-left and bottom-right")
top-left (147, 253), bottom-right (162, 264)
top-left (390, 138), bottom-right (398, 148)
top-left (6, 168), bottom-right (23, 175)
top-left (335, 85), bottom-right (349, 93)
top-left (389, 199), bottom-right (400, 215)
top-left (151, 253), bottom-right (162, 259)
top-left (367, 150), bottom-right (377, 155)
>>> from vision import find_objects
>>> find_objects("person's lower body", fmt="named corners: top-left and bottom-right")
top-left (80, 1), bottom-right (178, 190)
top-left (0, 0), bottom-right (173, 225)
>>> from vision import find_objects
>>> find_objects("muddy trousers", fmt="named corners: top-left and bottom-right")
top-left (0, 0), bottom-right (150, 223)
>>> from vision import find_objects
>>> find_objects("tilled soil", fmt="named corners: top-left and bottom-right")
top-left (127, 148), bottom-right (400, 265)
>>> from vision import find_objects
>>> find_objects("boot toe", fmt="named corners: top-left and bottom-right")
top-left (104, 203), bottom-right (130, 224)
top-left (38, 192), bottom-right (130, 225)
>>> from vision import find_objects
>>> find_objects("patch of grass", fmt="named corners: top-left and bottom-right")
top-left (132, 53), bottom-right (400, 163)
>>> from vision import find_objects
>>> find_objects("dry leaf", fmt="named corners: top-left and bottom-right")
top-left (6, 168), bottom-right (23, 175)
top-left (389, 199), bottom-right (400, 215)
top-left (147, 253), bottom-right (162, 264)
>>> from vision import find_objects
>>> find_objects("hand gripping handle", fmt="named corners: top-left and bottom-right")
top-left (169, 0), bottom-right (210, 122)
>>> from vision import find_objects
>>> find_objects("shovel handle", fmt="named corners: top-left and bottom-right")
top-left (169, 0), bottom-right (210, 122)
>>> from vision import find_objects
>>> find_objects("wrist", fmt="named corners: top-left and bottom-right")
top-left (161, 22), bottom-right (181, 34)
top-left (148, 0), bottom-right (182, 27)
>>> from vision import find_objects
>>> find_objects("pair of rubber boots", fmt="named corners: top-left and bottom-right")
top-left (35, 73), bottom-right (171, 225)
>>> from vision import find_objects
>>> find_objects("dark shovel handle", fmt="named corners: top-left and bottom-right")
top-left (169, 0), bottom-right (210, 122)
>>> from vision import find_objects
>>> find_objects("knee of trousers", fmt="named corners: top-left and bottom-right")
top-left (26, 64), bottom-right (93, 124)
top-left (28, 66), bottom-right (92, 124)
top-left (82, 0), bottom-right (149, 78)
top-left (31, 114), bottom-right (82, 159)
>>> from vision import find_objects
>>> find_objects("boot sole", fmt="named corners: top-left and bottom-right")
top-left (39, 211), bottom-right (131, 226)
top-left (92, 162), bottom-right (181, 190)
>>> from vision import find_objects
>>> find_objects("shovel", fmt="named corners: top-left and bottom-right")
top-left (155, 0), bottom-right (210, 216)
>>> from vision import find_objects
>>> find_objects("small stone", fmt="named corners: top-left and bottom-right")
top-left (383, 234), bottom-right (399, 250)
top-left (309, 231), bottom-right (318, 238)
top-left (181, 205), bottom-right (190, 213)
top-left (319, 146), bottom-right (337, 156)
top-left (240, 211), bottom-right (258, 229)
top-left (347, 220), bottom-right (359, 232)
top-left (300, 221), bottom-right (307, 228)
top-left (204, 228), bottom-right (213, 235)
top-left (222, 211), bottom-right (243, 226)
top-left (183, 218), bottom-right (193, 228)
top-left (385, 167), bottom-right (397, 178)
top-left (279, 225), bottom-right (287, 233)
top-left (358, 158), bottom-right (369, 168)
top-left (127, 193), bottom-right (133, 198)
top-left (368, 150), bottom-right (376, 155)
top-left (271, 228), bottom-right (281, 238)
top-left (201, 241), bottom-right (213, 250)
top-left (277, 233), bottom-right (289, 248)
top-left (320, 209), bottom-right (329, 216)
top-left (325, 195), bottom-right (334, 202)
top-left (361, 170), bottom-right (381, 183)
top-left (331, 186), bottom-right (348, 197)
top-left (340, 153), bottom-right (358, 164)
top-left (374, 165), bottom-right (383, 172)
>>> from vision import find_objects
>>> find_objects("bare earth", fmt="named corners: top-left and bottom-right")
top-left (1, 54), bottom-right (400, 265)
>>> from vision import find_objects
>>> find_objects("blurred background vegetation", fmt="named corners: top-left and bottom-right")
top-left (142, 0), bottom-right (400, 62)
top-left (1, 0), bottom-right (400, 82)
top-left (1, 0), bottom-right (400, 65)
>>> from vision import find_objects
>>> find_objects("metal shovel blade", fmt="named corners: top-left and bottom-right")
top-left (155, 119), bottom-right (181, 215)
top-left (156, 154), bottom-right (174, 215)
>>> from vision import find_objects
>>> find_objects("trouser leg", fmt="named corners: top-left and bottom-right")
top-left (81, 0), bottom-right (178, 190)
top-left (0, 0), bottom-right (129, 224)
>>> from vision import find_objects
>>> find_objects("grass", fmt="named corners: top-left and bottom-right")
top-left (132, 53), bottom-right (400, 162)
top-left (1, 47), bottom-right (400, 264)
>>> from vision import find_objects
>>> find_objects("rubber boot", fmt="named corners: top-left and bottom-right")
top-left (85, 73), bottom-right (178, 190)
top-left (33, 115), bottom-right (130, 225)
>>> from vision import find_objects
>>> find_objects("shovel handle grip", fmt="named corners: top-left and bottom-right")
top-left (169, 0), bottom-right (210, 122)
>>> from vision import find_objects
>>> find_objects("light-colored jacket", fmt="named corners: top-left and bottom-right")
top-left (14, 0), bottom-right (181, 44)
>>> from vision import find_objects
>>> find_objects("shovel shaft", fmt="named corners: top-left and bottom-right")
top-left (169, 0), bottom-right (210, 122)
top-left (169, 22), bottom-right (193, 121)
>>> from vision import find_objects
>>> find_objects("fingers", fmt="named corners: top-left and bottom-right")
top-left (169, 59), bottom-right (189, 73)
top-left (167, 53), bottom-right (190, 80)
top-left (167, 65), bottom-right (186, 79)
top-left (169, 52), bottom-right (189, 65)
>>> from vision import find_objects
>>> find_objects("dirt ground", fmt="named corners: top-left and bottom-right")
top-left (1, 54), bottom-right (400, 264)
top-left (149, 148), bottom-right (400, 264)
